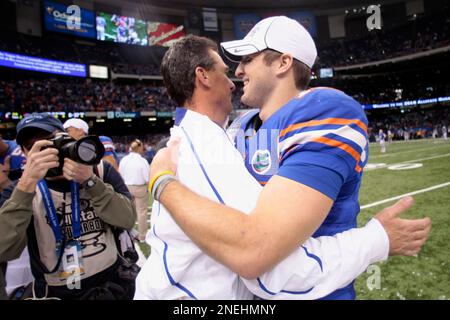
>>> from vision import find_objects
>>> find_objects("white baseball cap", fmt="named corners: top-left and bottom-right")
top-left (221, 16), bottom-right (317, 68)
top-left (63, 118), bottom-right (89, 134)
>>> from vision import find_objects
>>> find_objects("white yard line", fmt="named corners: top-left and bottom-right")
top-left (366, 153), bottom-right (450, 171)
top-left (369, 144), bottom-right (450, 159)
top-left (369, 138), bottom-right (449, 145)
top-left (361, 181), bottom-right (450, 209)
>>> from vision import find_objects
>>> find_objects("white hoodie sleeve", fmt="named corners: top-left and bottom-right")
top-left (242, 218), bottom-right (389, 300)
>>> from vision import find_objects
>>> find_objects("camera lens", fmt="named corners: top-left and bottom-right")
top-left (77, 141), bottom-right (97, 162)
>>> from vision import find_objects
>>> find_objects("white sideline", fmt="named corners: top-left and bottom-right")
top-left (366, 153), bottom-right (450, 171)
top-left (370, 144), bottom-right (450, 159)
top-left (369, 138), bottom-right (448, 145)
top-left (360, 181), bottom-right (450, 209)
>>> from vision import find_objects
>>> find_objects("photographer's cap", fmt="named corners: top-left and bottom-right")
top-left (63, 118), bottom-right (89, 134)
top-left (16, 113), bottom-right (65, 146)
top-left (221, 16), bottom-right (317, 68)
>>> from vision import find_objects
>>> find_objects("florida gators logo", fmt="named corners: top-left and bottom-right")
top-left (251, 149), bottom-right (271, 175)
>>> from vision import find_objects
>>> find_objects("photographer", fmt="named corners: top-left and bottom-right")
top-left (0, 113), bottom-right (137, 299)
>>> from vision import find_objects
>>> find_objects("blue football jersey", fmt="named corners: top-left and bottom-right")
top-left (230, 87), bottom-right (370, 300)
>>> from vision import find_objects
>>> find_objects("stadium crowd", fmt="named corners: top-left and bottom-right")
top-left (316, 5), bottom-right (450, 67)
top-left (1, 74), bottom-right (448, 114)
top-left (0, 78), bottom-right (177, 113)
top-left (332, 71), bottom-right (449, 105)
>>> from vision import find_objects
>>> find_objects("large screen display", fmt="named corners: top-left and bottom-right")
top-left (44, 1), bottom-right (96, 39)
top-left (233, 12), bottom-right (317, 39)
top-left (319, 68), bottom-right (334, 78)
top-left (89, 65), bottom-right (108, 79)
top-left (147, 22), bottom-right (185, 47)
top-left (0, 50), bottom-right (86, 77)
top-left (96, 12), bottom-right (148, 46)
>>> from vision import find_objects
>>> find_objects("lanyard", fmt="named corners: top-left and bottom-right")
top-left (38, 180), bottom-right (82, 245)
top-left (70, 181), bottom-right (81, 240)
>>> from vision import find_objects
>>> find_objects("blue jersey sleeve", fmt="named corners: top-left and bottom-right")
top-left (275, 88), bottom-right (368, 199)
top-left (277, 151), bottom-right (349, 200)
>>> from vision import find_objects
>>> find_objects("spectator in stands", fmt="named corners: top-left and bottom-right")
top-left (0, 79), bottom-right (177, 114)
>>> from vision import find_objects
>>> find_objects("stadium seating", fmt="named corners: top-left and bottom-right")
top-left (316, 6), bottom-right (450, 67)
top-left (0, 78), bottom-right (176, 113)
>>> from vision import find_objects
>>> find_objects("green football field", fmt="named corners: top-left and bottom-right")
top-left (139, 138), bottom-right (450, 300)
top-left (355, 138), bottom-right (450, 300)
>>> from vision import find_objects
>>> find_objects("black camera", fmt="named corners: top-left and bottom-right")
top-left (45, 133), bottom-right (105, 177)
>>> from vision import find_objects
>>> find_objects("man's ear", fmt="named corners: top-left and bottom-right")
top-left (195, 66), bottom-right (210, 87)
top-left (276, 53), bottom-right (294, 76)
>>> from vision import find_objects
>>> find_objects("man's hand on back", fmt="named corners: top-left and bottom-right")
top-left (374, 196), bottom-right (431, 256)
top-left (149, 137), bottom-right (180, 181)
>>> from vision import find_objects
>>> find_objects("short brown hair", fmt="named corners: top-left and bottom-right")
top-left (262, 50), bottom-right (311, 90)
top-left (160, 35), bottom-right (219, 106)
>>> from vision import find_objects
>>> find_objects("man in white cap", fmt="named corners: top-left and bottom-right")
top-left (63, 119), bottom-right (119, 170)
top-left (136, 28), bottom-right (430, 300)
top-left (62, 118), bottom-right (90, 141)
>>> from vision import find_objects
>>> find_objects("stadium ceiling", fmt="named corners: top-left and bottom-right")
top-left (95, 0), bottom-right (402, 11)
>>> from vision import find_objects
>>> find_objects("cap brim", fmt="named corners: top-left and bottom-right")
top-left (16, 123), bottom-right (58, 146)
top-left (220, 39), bottom-right (261, 63)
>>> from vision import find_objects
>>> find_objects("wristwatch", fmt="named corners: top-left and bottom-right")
top-left (81, 176), bottom-right (97, 189)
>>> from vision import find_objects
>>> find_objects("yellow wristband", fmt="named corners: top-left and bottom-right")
top-left (149, 170), bottom-right (175, 193)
